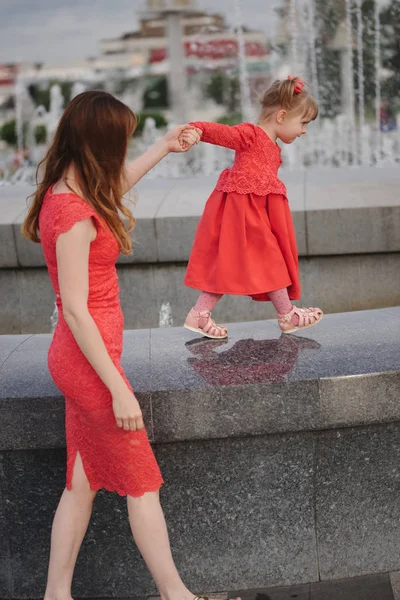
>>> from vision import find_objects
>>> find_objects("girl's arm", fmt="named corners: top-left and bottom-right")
top-left (122, 124), bottom-right (200, 194)
top-left (190, 121), bottom-right (255, 151)
top-left (56, 219), bottom-right (143, 431)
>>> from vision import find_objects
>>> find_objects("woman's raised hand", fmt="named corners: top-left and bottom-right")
top-left (162, 124), bottom-right (202, 153)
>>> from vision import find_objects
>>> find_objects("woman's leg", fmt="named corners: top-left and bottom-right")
top-left (127, 491), bottom-right (191, 600)
top-left (44, 453), bottom-right (97, 600)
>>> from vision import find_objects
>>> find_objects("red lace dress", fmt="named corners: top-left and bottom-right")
top-left (184, 122), bottom-right (300, 301)
top-left (39, 188), bottom-right (164, 497)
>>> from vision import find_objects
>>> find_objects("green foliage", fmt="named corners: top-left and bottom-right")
top-left (35, 124), bottom-right (47, 144)
top-left (0, 120), bottom-right (47, 147)
top-left (205, 72), bottom-right (241, 113)
top-left (28, 80), bottom-right (73, 111)
top-left (205, 72), bottom-right (225, 105)
top-left (217, 113), bottom-right (243, 125)
top-left (143, 77), bottom-right (169, 109)
top-left (134, 112), bottom-right (168, 134)
top-left (381, 0), bottom-right (400, 107)
top-left (0, 119), bottom-right (17, 145)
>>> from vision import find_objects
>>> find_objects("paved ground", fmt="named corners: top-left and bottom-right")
top-left (147, 572), bottom-right (400, 600)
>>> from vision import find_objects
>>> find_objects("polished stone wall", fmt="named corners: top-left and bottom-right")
top-left (1, 309), bottom-right (400, 597)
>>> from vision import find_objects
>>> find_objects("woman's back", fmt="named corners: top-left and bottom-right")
top-left (40, 187), bottom-right (121, 312)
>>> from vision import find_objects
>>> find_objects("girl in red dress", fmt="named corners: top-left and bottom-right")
top-left (184, 77), bottom-right (323, 338)
top-left (22, 91), bottom-right (237, 600)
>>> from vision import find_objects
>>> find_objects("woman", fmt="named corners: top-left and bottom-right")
top-left (22, 91), bottom-right (234, 600)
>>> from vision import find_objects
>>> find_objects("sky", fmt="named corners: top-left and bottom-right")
top-left (0, 0), bottom-right (283, 64)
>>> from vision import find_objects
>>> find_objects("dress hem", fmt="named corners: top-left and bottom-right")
top-left (184, 279), bottom-right (299, 299)
top-left (66, 479), bottom-right (164, 498)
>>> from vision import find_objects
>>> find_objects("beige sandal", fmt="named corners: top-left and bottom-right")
top-left (184, 308), bottom-right (228, 339)
top-left (278, 305), bottom-right (323, 334)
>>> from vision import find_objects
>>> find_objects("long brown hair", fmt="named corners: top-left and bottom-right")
top-left (260, 77), bottom-right (319, 122)
top-left (21, 90), bottom-right (137, 254)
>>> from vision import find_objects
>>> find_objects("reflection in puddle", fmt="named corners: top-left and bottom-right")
top-left (185, 335), bottom-right (321, 385)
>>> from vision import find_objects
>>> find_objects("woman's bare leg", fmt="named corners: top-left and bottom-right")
top-left (44, 453), bottom-right (97, 600)
top-left (128, 491), bottom-right (193, 600)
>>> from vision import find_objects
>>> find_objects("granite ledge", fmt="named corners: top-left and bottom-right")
top-left (1, 167), bottom-right (400, 267)
top-left (0, 308), bottom-right (399, 449)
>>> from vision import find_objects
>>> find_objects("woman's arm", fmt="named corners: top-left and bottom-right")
top-left (122, 124), bottom-right (200, 194)
top-left (56, 219), bottom-right (142, 431)
top-left (190, 121), bottom-right (255, 151)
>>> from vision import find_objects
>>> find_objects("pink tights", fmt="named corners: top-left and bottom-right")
top-left (193, 288), bottom-right (298, 324)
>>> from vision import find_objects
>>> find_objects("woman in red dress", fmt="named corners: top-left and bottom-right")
top-left (22, 91), bottom-right (236, 600)
top-left (184, 77), bottom-right (323, 338)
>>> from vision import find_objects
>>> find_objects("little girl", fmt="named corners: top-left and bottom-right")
top-left (184, 76), bottom-right (323, 339)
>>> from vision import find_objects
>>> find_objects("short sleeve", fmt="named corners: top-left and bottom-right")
top-left (190, 121), bottom-right (256, 151)
top-left (53, 196), bottom-right (100, 245)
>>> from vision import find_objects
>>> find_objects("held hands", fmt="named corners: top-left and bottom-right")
top-left (162, 124), bottom-right (202, 153)
top-left (112, 384), bottom-right (144, 432)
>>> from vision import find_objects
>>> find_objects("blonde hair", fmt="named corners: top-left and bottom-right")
top-left (260, 77), bottom-right (319, 122)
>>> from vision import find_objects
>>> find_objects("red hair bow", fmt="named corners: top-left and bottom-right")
top-left (288, 76), bottom-right (305, 94)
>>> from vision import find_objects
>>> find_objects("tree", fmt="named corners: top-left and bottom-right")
top-left (143, 77), bottom-right (169, 109)
top-left (0, 119), bottom-right (17, 145)
top-left (205, 72), bottom-right (241, 114)
top-left (27, 80), bottom-right (73, 110)
top-left (380, 0), bottom-right (400, 107)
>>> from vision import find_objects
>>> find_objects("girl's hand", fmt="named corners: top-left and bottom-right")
top-left (179, 126), bottom-right (202, 150)
top-left (162, 125), bottom-right (201, 153)
top-left (112, 385), bottom-right (144, 431)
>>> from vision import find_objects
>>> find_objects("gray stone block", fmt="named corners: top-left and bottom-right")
top-left (0, 331), bottom-right (153, 449)
top-left (17, 268), bottom-right (55, 333)
top-left (0, 396), bottom-right (65, 451)
top-left (316, 423), bottom-right (400, 580)
top-left (390, 571), bottom-right (400, 600)
top-left (118, 265), bottom-right (161, 330)
top-left (152, 333), bottom-right (322, 442)
top-left (0, 333), bottom-right (57, 400)
top-left (155, 434), bottom-right (318, 591)
top-left (117, 182), bottom-right (171, 265)
top-left (0, 185), bottom-right (28, 268)
top-left (299, 253), bottom-right (400, 314)
top-left (305, 165), bottom-right (400, 210)
top-left (0, 459), bottom-right (11, 598)
top-left (306, 206), bottom-right (400, 255)
top-left (0, 333), bottom-right (30, 368)
top-left (1, 449), bottom-right (65, 598)
top-left (0, 270), bottom-right (21, 334)
top-left (319, 372), bottom-right (400, 430)
top-left (14, 220), bottom-right (47, 267)
top-left (228, 584), bottom-right (310, 600)
top-left (310, 574), bottom-right (394, 599)
top-left (0, 223), bottom-right (18, 268)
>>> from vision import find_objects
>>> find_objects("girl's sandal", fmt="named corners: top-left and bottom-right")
top-left (184, 308), bottom-right (228, 339)
top-left (278, 305), bottom-right (323, 334)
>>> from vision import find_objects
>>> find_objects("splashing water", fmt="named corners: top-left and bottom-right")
top-left (374, 0), bottom-right (382, 162)
top-left (50, 304), bottom-right (59, 333)
top-left (233, 0), bottom-right (253, 122)
top-left (159, 301), bottom-right (173, 328)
